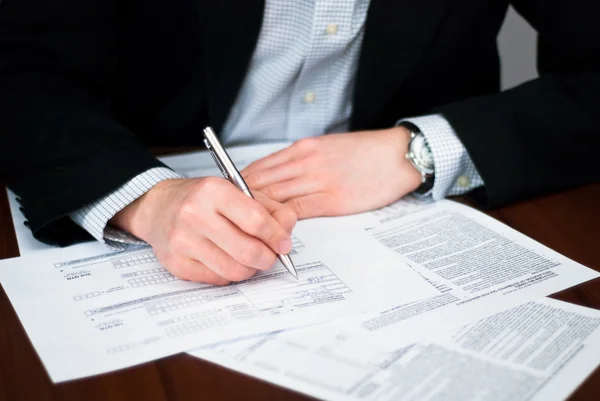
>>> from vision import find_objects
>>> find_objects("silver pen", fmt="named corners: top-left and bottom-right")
top-left (202, 126), bottom-right (299, 279)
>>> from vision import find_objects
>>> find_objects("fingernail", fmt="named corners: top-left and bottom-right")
top-left (278, 238), bottom-right (292, 254)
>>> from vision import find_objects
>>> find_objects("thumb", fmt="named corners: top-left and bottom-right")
top-left (286, 193), bottom-right (330, 220)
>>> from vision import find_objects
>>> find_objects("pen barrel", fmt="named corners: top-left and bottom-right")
top-left (203, 126), bottom-right (296, 278)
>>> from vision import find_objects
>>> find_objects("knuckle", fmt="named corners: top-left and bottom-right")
top-left (262, 251), bottom-right (277, 269)
top-left (227, 270), bottom-right (247, 283)
top-left (253, 176), bottom-right (267, 190)
top-left (156, 252), bottom-right (171, 269)
top-left (202, 271), bottom-right (231, 285)
top-left (197, 176), bottom-right (225, 194)
top-left (229, 265), bottom-right (256, 282)
top-left (246, 207), bottom-right (269, 234)
top-left (290, 199), bottom-right (308, 218)
top-left (162, 256), bottom-right (185, 279)
top-left (171, 269), bottom-right (187, 281)
top-left (281, 204), bottom-right (298, 222)
top-left (244, 171), bottom-right (259, 185)
top-left (236, 243), bottom-right (263, 267)
top-left (212, 277), bottom-right (232, 286)
top-left (166, 228), bottom-right (185, 247)
top-left (218, 258), bottom-right (251, 282)
top-left (281, 218), bottom-right (297, 234)
top-left (260, 186), bottom-right (276, 200)
top-left (295, 137), bottom-right (317, 151)
top-left (179, 199), bottom-right (198, 221)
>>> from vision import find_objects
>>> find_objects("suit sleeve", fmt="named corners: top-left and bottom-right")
top-left (434, 0), bottom-right (600, 208)
top-left (0, 0), bottom-right (165, 246)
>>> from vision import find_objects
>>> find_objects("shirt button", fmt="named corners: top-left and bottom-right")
top-left (457, 175), bottom-right (471, 189)
top-left (303, 92), bottom-right (316, 104)
top-left (325, 24), bottom-right (339, 35)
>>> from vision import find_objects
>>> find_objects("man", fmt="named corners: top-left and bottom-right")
top-left (1, 1), bottom-right (599, 285)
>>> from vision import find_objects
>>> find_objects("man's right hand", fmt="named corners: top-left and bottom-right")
top-left (110, 177), bottom-right (297, 285)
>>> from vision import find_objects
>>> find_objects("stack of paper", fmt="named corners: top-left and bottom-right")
top-left (1, 143), bottom-right (599, 401)
top-left (193, 298), bottom-right (600, 401)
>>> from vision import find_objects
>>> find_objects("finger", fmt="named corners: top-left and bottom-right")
top-left (244, 160), bottom-right (305, 190)
top-left (204, 214), bottom-right (278, 271)
top-left (215, 189), bottom-right (293, 255)
top-left (243, 140), bottom-right (312, 175)
top-left (254, 192), bottom-right (298, 235)
top-left (171, 231), bottom-right (259, 281)
top-left (260, 178), bottom-right (321, 204)
top-left (165, 256), bottom-right (231, 286)
top-left (191, 237), bottom-right (259, 282)
top-left (286, 193), bottom-right (332, 220)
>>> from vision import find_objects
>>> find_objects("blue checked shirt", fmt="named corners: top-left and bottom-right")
top-left (70, 0), bottom-right (484, 248)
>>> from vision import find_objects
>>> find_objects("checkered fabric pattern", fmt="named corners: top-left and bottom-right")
top-left (70, 0), bottom-right (483, 247)
top-left (222, 0), bottom-right (370, 143)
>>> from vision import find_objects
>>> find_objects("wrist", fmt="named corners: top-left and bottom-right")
top-left (109, 195), bottom-right (148, 241)
top-left (110, 179), bottom-right (181, 242)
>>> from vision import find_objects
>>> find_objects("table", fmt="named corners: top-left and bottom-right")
top-left (1, 184), bottom-right (599, 401)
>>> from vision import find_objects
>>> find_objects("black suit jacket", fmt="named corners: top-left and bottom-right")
top-left (1, 0), bottom-right (599, 246)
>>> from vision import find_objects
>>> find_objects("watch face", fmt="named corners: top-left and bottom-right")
top-left (411, 134), bottom-right (434, 172)
top-left (418, 143), bottom-right (434, 168)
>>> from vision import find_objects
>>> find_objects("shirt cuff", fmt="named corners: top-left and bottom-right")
top-left (400, 114), bottom-right (484, 200)
top-left (69, 167), bottom-right (182, 250)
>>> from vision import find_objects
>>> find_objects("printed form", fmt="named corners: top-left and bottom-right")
top-left (0, 213), bottom-right (436, 382)
top-left (311, 199), bottom-right (600, 351)
top-left (192, 298), bottom-right (600, 401)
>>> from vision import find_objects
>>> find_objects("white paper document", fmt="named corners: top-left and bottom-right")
top-left (312, 199), bottom-right (600, 351)
top-left (0, 213), bottom-right (435, 382)
top-left (192, 298), bottom-right (600, 401)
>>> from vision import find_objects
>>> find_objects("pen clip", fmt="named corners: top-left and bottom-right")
top-left (204, 138), bottom-right (230, 180)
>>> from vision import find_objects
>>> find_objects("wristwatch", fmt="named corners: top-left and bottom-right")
top-left (401, 121), bottom-right (435, 195)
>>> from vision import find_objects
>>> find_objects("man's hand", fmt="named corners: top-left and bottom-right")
top-left (242, 127), bottom-right (422, 219)
top-left (110, 177), bottom-right (297, 285)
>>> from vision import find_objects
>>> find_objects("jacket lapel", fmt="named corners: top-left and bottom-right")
top-left (352, 0), bottom-right (451, 129)
top-left (198, 0), bottom-right (265, 132)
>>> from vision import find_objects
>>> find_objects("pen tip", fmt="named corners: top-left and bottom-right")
top-left (279, 255), bottom-right (298, 280)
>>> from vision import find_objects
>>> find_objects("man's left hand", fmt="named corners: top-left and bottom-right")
top-left (242, 127), bottom-right (423, 219)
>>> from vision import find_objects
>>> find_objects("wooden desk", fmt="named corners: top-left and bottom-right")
top-left (1, 185), bottom-right (599, 401)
